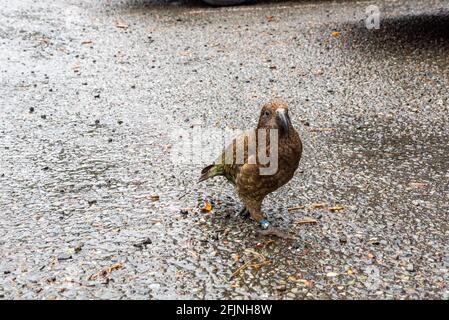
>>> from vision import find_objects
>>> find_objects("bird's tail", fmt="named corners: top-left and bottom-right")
top-left (198, 164), bottom-right (224, 182)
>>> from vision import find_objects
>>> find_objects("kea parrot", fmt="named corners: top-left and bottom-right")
top-left (199, 99), bottom-right (302, 238)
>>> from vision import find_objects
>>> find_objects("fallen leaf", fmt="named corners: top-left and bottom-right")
top-left (266, 16), bottom-right (275, 22)
top-left (230, 257), bottom-right (259, 280)
top-left (88, 262), bottom-right (123, 280)
top-left (230, 250), bottom-right (269, 279)
top-left (81, 40), bottom-right (93, 45)
top-left (310, 203), bottom-right (327, 209)
top-left (287, 275), bottom-right (297, 281)
top-left (274, 284), bottom-right (286, 291)
top-left (201, 200), bottom-right (212, 212)
top-left (295, 218), bottom-right (318, 225)
top-left (329, 205), bottom-right (345, 212)
top-left (409, 182), bottom-right (427, 189)
top-left (250, 261), bottom-right (269, 269)
top-left (304, 280), bottom-right (314, 288)
top-left (116, 20), bottom-right (129, 29)
top-left (296, 279), bottom-right (313, 288)
top-left (289, 277), bottom-right (314, 288)
top-left (331, 31), bottom-right (341, 37)
top-left (231, 254), bottom-right (240, 262)
top-left (255, 240), bottom-right (275, 248)
top-left (287, 205), bottom-right (305, 212)
top-left (367, 252), bottom-right (375, 259)
top-left (107, 262), bottom-right (123, 273)
top-left (149, 195), bottom-right (160, 201)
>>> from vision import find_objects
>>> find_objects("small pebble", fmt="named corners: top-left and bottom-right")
top-left (275, 285), bottom-right (286, 291)
top-left (406, 264), bottom-right (415, 272)
top-left (57, 253), bottom-right (72, 261)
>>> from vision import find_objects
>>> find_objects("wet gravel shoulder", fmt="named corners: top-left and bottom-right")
top-left (0, 0), bottom-right (448, 299)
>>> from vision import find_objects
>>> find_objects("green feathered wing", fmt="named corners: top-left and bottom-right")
top-left (198, 130), bottom-right (255, 185)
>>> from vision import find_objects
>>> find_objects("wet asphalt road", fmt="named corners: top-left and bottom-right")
top-left (0, 0), bottom-right (448, 299)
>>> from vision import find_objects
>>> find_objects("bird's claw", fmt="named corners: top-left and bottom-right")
top-left (238, 206), bottom-right (250, 218)
top-left (257, 226), bottom-right (295, 240)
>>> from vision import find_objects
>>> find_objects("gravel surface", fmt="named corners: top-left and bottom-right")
top-left (0, 0), bottom-right (448, 299)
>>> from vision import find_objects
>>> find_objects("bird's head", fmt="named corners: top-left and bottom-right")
top-left (257, 99), bottom-right (292, 136)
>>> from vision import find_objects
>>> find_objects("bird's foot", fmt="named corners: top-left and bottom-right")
top-left (257, 226), bottom-right (294, 240)
top-left (238, 206), bottom-right (250, 218)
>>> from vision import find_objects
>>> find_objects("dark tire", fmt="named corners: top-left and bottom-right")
top-left (201, 0), bottom-right (248, 5)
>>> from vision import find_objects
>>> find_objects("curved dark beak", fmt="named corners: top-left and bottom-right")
top-left (276, 109), bottom-right (290, 135)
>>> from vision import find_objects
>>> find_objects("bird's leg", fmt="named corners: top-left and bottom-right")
top-left (246, 200), bottom-right (264, 225)
top-left (246, 200), bottom-right (293, 239)
top-left (238, 206), bottom-right (250, 218)
top-left (260, 211), bottom-right (270, 229)
top-left (259, 211), bottom-right (294, 240)
top-left (246, 200), bottom-right (271, 230)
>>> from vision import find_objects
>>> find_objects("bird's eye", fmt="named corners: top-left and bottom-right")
top-left (264, 111), bottom-right (270, 116)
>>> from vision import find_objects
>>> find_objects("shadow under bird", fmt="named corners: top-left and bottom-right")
top-left (199, 99), bottom-right (302, 238)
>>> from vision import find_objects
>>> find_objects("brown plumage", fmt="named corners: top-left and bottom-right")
top-left (199, 99), bottom-right (302, 237)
